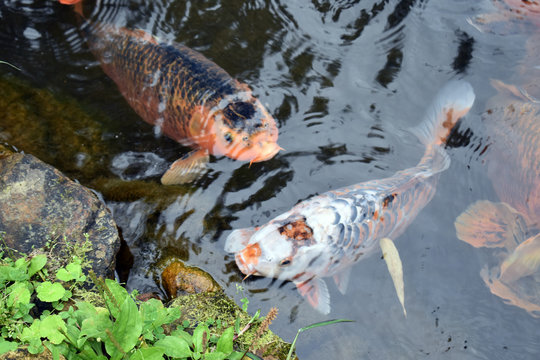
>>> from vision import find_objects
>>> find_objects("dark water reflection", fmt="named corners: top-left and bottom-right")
top-left (1, 0), bottom-right (539, 358)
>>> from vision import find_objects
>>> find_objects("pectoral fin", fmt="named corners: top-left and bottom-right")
top-left (380, 237), bottom-right (406, 317)
top-left (455, 200), bottom-right (526, 250)
top-left (499, 234), bottom-right (540, 283)
top-left (295, 277), bottom-right (330, 315)
top-left (161, 149), bottom-right (209, 185)
top-left (333, 267), bottom-right (352, 295)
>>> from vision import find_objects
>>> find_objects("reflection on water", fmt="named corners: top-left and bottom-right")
top-left (1, 0), bottom-right (539, 358)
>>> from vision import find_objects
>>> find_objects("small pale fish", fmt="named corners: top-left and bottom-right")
top-left (59, 0), bottom-right (281, 184)
top-left (226, 80), bottom-right (475, 314)
top-left (380, 237), bottom-right (406, 317)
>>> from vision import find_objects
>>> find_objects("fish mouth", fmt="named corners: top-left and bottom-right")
top-left (228, 139), bottom-right (282, 163)
top-left (234, 253), bottom-right (250, 275)
top-left (249, 142), bottom-right (283, 163)
top-left (234, 243), bottom-right (261, 276)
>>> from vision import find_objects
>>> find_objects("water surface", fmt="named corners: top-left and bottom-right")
top-left (1, 0), bottom-right (539, 358)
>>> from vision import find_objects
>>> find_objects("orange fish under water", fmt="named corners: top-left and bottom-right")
top-left (226, 81), bottom-right (475, 314)
top-left (468, 0), bottom-right (540, 34)
top-left (59, 0), bottom-right (281, 184)
top-left (455, 80), bottom-right (540, 317)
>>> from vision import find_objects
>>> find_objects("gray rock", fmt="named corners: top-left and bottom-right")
top-left (0, 146), bottom-right (120, 279)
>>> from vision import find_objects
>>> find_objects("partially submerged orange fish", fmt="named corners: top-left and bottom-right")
top-left (455, 80), bottom-right (540, 316)
top-left (59, 0), bottom-right (280, 184)
top-left (468, 0), bottom-right (540, 34)
top-left (226, 81), bottom-right (475, 314)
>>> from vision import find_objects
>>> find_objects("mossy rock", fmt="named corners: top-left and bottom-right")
top-left (0, 149), bottom-right (120, 279)
top-left (0, 346), bottom-right (57, 360)
top-left (169, 291), bottom-right (298, 360)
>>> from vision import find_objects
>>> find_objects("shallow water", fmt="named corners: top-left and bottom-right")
top-left (1, 0), bottom-right (539, 358)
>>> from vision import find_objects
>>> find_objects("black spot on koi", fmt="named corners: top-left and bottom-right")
top-left (223, 101), bottom-right (256, 129)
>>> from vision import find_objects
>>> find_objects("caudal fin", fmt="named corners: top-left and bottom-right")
top-left (413, 80), bottom-right (475, 147)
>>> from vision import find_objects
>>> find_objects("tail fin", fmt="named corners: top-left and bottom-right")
top-left (413, 80), bottom-right (475, 147)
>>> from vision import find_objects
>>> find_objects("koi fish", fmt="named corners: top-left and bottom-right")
top-left (467, 0), bottom-right (540, 34)
top-left (455, 80), bottom-right (540, 316)
top-left (59, 0), bottom-right (281, 184)
top-left (226, 80), bottom-right (475, 314)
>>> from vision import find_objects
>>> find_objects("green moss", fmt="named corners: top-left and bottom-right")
top-left (91, 176), bottom-right (193, 207)
top-left (0, 75), bottom-right (110, 184)
top-left (170, 291), bottom-right (297, 359)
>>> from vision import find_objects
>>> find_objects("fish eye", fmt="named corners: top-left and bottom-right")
top-left (224, 132), bottom-right (233, 143)
top-left (264, 123), bottom-right (269, 129)
top-left (280, 258), bottom-right (292, 266)
top-left (242, 136), bottom-right (249, 142)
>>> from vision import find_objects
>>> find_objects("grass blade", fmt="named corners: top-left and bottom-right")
top-left (0, 61), bottom-right (22, 72)
top-left (298, 319), bottom-right (354, 333)
top-left (286, 319), bottom-right (353, 360)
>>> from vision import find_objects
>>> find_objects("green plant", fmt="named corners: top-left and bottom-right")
top-left (0, 60), bottom-right (22, 72)
top-left (1, 236), bottom-right (351, 360)
top-left (0, 246), bottom-right (261, 359)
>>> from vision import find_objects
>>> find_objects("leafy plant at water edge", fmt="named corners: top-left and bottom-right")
top-left (1, 233), bottom-right (351, 359)
top-left (0, 244), bottom-right (268, 359)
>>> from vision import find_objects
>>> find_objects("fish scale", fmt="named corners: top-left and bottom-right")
top-left (318, 164), bottom-right (440, 272)
top-left (226, 80), bottom-right (475, 314)
top-left (60, 0), bottom-right (281, 184)
top-left (86, 24), bottom-right (235, 139)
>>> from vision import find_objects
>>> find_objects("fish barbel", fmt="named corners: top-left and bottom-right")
top-left (226, 80), bottom-right (475, 314)
top-left (59, 0), bottom-right (281, 184)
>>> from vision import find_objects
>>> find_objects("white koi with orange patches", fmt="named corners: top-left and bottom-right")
top-left (226, 81), bottom-right (475, 314)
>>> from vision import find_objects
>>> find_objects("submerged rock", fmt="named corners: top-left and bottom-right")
top-left (161, 260), bottom-right (221, 298)
top-left (0, 75), bottom-right (110, 185)
top-left (0, 146), bottom-right (120, 279)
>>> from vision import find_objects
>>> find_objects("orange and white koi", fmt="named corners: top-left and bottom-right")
top-left (59, 0), bottom-right (281, 184)
top-left (226, 81), bottom-right (475, 314)
top-left (455, 80), bottom-right (540, 316)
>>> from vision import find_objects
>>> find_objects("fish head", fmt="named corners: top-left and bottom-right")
top-left (226, 214), bottom-right (329, 282)
top-left (209, 91), bottom-right (281, 163)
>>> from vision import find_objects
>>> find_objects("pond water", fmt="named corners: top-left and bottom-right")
top-left (1, 0), bottom-right (539, 358)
